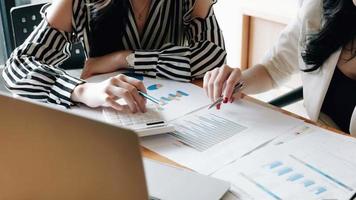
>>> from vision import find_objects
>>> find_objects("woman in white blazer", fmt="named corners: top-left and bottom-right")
top-left (204, 0), bottom-right (356, 135)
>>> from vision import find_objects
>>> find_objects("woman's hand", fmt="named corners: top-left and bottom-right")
top-left (71, 74), bottom-right (147, 113)
top-left (81, 50), bottom-right (132, 79)
top-left (203, 65), bottom-right (243, 109)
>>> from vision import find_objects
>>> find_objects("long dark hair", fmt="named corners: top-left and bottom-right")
top-left (301, 0), bottom-right (356, 72)
top-left (88, 0), bottom-right (129, 57)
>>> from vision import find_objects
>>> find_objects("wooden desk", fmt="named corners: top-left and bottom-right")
top-left (141, 79), bottom-right (345, 167)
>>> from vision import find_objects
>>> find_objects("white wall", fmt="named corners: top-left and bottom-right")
top-left (214, 0), bottom-right (242, 67)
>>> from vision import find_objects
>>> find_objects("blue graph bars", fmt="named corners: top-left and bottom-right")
top-left (302, 180), bottom-right (315, 187)
top-left (287, 173), bottom-right (304, 182)
top-left (276, 167), bottom-right (293, 176)
top-left (290, 155), bottom-right (353, 192)
top-left (170, 113), bottom-right (247, 151)
top-left (264, 160), bottom-right (330, 196)
top-left (314, 187), bottom-right (327, 195)
top-left (266, 161), bottom-right (283, 169)
top-left (159, 90), bottom-right (190, 105)
top-left (176, 90), bottom-right (189, 96)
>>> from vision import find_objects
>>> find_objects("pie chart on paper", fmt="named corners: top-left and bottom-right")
top-left (147, 84), bottom-right (163, 91)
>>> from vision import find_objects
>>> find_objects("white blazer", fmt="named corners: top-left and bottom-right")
top-left (261, 0), bottom-right (356, 136)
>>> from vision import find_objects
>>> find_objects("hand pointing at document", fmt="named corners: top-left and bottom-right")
top-left (203, 65), bottom-right (244, 109)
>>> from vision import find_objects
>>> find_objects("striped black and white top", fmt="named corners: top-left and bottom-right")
top-left (2, 0), bottom-right (226, 108)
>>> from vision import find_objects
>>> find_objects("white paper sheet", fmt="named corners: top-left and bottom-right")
top-left (141, 99), bottom-right (303, 175)
top-left (212, 125), bottom-right (356, 200)
top-left (142, 77), bottom-right (210, 121)
top-left (84, 71), bottom-right (210, 122)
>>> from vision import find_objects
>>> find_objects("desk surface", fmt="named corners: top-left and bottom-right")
top-left (141, 79), bottom-right (345, 168)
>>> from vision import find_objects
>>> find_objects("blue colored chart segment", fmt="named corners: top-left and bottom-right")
top-left (159, 90), bottom-right (190, 105)
top-left (302, 180), bottom-right (315, 187)
top-left (276, 167), bottom-right (292, 176)
top-left (263, 160), bottom-right (329, 196)
top-left (147, 84), bottom-right (163, 91)
top-left (176, 90), bottom-right (189, 96)
top-left (287, 174), bottom-right (304, 182)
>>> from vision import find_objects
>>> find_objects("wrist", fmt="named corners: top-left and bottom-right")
top-left (125, 52), bottom-right (135, 68)
top-left (71, 83), bottom-right (87, 103)
top-left (116, 50), bottom-right (133, 68)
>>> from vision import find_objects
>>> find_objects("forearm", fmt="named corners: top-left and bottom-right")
top-left (241, 64), bottom-right (275, 95)
top-left (89, 50), bottom-right (131, 71)
top-left (106, 50), bottom-right (132, 68)
top-left (82, 50), bottom-right (132, 79)
top-left (132, 48), bottom-right (192, 82)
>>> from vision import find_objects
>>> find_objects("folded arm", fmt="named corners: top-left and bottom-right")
top-left (132, 0), bottom-right (227, 82)
top-left (2, 15), bottom-right (83, 108)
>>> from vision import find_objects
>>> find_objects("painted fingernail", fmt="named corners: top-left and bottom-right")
top-left (223, 97), bottom-right (228, 104)
top-left (217, 104), bottom-right (221, 110)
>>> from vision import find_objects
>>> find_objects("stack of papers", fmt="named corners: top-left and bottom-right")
top-left (141, 100), bottom-right (303, 175)
top-left (212, 125), bottom-right (356, 200)
top-left (82, 71), bottom-right (304, 176)
top-left (68, 71), bottom-right (356, 199)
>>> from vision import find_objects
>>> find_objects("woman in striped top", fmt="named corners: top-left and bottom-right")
top-left (2, 0), bottom-right (226, 113)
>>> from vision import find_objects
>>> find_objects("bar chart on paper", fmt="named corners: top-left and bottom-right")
top-left (142, 77), bottom-right (211, 121)
top-left (239, 154), bottom-right (355, 199)
top-left (141, 100), bottom-right (305, 175)
top-left (170, 112), bottom-right (247, 151)
top-left (90, 73), bottom-right (211, 123)
top-left (212, 132), bottom-right (356, 200)
top-left (158, 90), bottom-right (190, 105)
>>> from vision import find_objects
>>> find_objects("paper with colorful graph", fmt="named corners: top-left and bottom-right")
top-left (142, 76), bottom-right (211, 121)
top-left (85, 71), bottom-right (211, 122)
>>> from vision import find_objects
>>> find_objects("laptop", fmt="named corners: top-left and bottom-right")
top-left (0, 93), bottom-right (229, 200)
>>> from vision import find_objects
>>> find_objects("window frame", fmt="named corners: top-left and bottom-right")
top-left (0, 0), bottom-right (16, 59)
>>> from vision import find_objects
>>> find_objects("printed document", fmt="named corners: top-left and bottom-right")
top-left (85, 71), bottom-right (211, 122)
top-left (141, 100), bottom-right (303, 175)
top-left (212, 125), bottom-right (356, 200)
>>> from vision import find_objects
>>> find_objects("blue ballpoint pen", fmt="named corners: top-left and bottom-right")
top-left (138, 91), bottom-right (161, 105)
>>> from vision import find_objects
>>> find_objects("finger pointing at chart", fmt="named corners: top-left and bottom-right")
top-left (204, 65), bottom-right (245, 110)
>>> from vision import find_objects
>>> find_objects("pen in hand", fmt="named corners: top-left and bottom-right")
top-left (208, 81), bottom-right (245, 110)
top-left (138, 91), bottom-right (161, 105)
